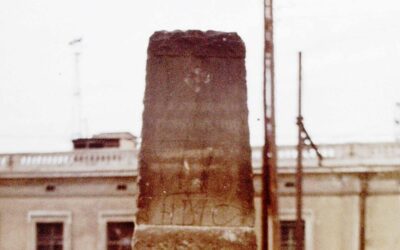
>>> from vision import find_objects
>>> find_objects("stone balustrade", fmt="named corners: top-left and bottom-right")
top-left (277, 142), bottom-right (400, 167)
top-left (0, 149), bottom-right (138, 175)
top-left (278, 143), bottom-right (400, 159)
top-left (1, 142), bottom-right (400, 174)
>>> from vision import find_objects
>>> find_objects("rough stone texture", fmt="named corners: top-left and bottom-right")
top-left (134, 30), bottom-right (256, 249)
top-left (134, 226), bottom-right (257, 249)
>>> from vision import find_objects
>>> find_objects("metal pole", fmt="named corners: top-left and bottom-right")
top-left (262, 0), bottom-right (280, 248)
top-left (295, 51), bottom-right (304, 250)
top-left (266, 0), bottom-right (281, 248)
top-left (262, 0), bottom-right (270, 244)
top-left (359, 174), bottom-right (368, 250)
top-left (263, 0), bottom-right (282, 248)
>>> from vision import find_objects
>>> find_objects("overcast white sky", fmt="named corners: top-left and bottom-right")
top-left (1, 0), bottom-right (400, 153)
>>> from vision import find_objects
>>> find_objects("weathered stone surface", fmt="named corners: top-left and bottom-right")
top-left (148, 30), bottom-right (245, 58)
top-left (134, 226), bottom-right (257, 249)
top-left (134, 30), bottom-right (256, 249)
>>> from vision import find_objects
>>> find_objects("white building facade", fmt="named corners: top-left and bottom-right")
top-left (1, 140), bottom-right (400, 250)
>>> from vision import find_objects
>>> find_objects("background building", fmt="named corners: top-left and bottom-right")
top-left (0, 133), bottom-right (399, 249)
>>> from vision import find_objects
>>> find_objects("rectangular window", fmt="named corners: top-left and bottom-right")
top-left (280, 220), bottom-right (305, 250)
top-left (107, 222), bottom-right (134, 250)
top-left (36, 222), bottom-right (63, 250)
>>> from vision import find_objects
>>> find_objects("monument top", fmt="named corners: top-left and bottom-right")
top-left (148, 30), bottom-right (245, 58)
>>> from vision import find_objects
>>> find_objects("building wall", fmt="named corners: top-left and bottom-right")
top-left (0, 177), bottom-right (262, 250)
top-left (367, 195), bottom-right (400, 250)
top-left (254, 196), bottom-right (262, 249)
top-left (278, 195), bottom-right (360, 250)
top-left (0, 177), bottom-right (136, 250)
top-left (274, 170), bottom-right (400, 250)
top-left (1, 170), bottom-right (400, 250)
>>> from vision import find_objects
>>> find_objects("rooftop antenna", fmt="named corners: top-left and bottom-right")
top-left (69, 37), bottom-right (85, 139)
top-left (395, 102), bottom-right (400, 142)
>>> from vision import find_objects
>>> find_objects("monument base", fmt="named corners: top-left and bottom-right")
top-left (133, 225), bottom-right (257, 250)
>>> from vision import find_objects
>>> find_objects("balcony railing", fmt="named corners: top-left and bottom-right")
top-left (0, 149), bottom-right (138, 174)
top-left (1, 142), bottom-right (400, 174)
top-left (253, 142), bottom-right (400, 168)
top-left (278, 143), bottom-right (400, 160)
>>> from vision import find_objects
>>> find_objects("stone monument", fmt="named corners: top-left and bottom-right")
top-left (133, 30), bottom-right (257, 249)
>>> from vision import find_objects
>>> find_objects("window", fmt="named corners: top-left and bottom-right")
top-left (27, 211), bottom-right (71, 250)
top-left (280, 220), bottom-right (305, 250)
top-left (98, 210), bottom-right (135, 250)
top-left (36, 223), bottom-right (63, 250)
top-left (107, 222), bottom-right (134, 250)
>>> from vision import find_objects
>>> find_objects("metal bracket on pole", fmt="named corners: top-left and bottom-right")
top-left (295, 52), bottom-right (323, 250)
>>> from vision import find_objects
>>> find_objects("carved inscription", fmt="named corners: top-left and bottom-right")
top-left (136, 157), bottom-right (254, 227)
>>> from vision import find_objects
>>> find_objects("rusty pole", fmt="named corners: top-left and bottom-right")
top-left (262, 2), bottom-right (270, 246)
top-left (295, 51), bottom-right (304, 250)
top-left (262, 0), bottom-right (280, 249)
top-left (359, 174), bottom-right (368, 250)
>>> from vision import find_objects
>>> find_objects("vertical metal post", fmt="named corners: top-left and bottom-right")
top-left (262, 3), bottom-right (270, 244)
top-left (359, 174), bottom-right (368, 250)
top-left (263, 0), bottom-right (280, 249)
top-left (295, 52), bottom-right (304, 250)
